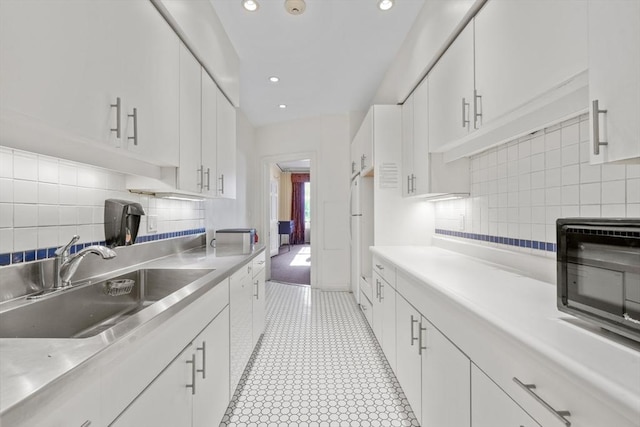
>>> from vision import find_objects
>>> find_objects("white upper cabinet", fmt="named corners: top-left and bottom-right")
top-left (474, 0), bottom-right (588, 126)
top-left (0, 0), bottom-right (180, 170)
top-left (353, 109), bottom-right (374, 176)
top-left (178, 44), bottom-right (203, 194)
top-left (201, 70), bottom-right (218, 197)
top-left (401, 91), bottom-right (415, 197)
top-left (588, 0), bottom-right (640, 164)
top-left (216, 88), bottom-right (237, 199)
top-left (427, 23), bottom-right (474, 152)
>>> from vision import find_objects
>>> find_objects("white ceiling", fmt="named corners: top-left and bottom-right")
top-left (277, 159), bottom-right (310, 171)
top-left (209, 0), bottom-right (426, 128)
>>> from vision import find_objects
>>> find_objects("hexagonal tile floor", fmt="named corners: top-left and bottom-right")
top-left (220, 281), bottom-right (419, 427)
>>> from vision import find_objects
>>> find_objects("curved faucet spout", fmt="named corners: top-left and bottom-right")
top-left (56, 244), bottom-right (117, 289)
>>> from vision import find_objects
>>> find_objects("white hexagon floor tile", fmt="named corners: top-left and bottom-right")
top-left (220, 281), bottom-right (419, 427)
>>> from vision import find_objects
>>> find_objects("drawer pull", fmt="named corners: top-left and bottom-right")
top-left (375, 264), bottom-right (384, 271)
top-left (513, 377), bottom-right (571, 426)
top-left (186, 354), bottom-right (196, 395)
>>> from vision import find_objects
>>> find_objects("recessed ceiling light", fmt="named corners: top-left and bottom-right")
top-left (378, 0), bottom-right (394, 11)
top-left (242, 0), bottom-right (259, 12)
top-left (269, 76), bottom-right (280, 83)
top-left (279, 104), bottom-right (287, 109)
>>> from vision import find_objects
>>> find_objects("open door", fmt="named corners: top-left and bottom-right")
top-left (269, 178), bottom-right (279, 257)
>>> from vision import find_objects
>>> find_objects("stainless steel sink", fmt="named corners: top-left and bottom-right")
top-left (0, 268), bottom-right (214, 339)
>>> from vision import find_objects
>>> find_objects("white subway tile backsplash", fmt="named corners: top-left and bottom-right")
top-left (59, 206), bottom-right (78, 226)
top-left (76, 187), bottom-right (94, 206)
top-left (38, 157), bottom-right (59, 183)
top-left (14, 204), bottom-right (38, 228)
top-left (0, 148), bottom-right (13, 178)
top-left (59, 185), bottom-right (77, 205)
top-left (601, 180), bottom-right (626, 205)
top-left (580, 182), bottom-right (601, 205)
top-left (13, 152), bottom-right (38, 181)
top-left (58, 226), bottom-right (78, 245)
top-left (0, 203), bottom-right (13, 228)
top-left (38, 205), bottom-right (59, 227)
top-left (602, 204), bottom-right (626, 218)
top-left (38, 227), bottom-right (59, 248)
top-left (0, 228), bottom-right (13, 253)
top-left (59, 163), bottom-right (77, 185)
top-left (14, 227), bottom-right (37, 252)
top-left (13, 180), bottom-right (38, 204)
top-left (0, 179), bottom-right (13, 203)
top-left (434, 114), bottom-right (634, 259)
top-left (78, 206), bottom-right (94, 225)
top-left (627, 178), bottom-right (640, 204)
top-left (38, 183), bottom-right (59, 205)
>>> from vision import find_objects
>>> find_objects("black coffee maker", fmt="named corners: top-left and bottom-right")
top-left (104, 199), bottom-right (145, 247)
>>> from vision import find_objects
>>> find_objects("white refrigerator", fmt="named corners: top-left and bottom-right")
top-left (350, 173), bottom-right (373, 303)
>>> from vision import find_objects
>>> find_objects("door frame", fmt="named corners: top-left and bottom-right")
top-left (261, 152), bottom-right (317, 288)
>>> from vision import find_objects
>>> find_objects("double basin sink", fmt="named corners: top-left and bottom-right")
top-left (0, 268), bottom-right (214, 339)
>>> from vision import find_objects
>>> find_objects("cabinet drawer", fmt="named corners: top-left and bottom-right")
top-left (252, 251), bottom-right (266, 276)
top-left (372, 256), bottom-right (396, 288)
top-left (230, 261), bottom-right (252, 285)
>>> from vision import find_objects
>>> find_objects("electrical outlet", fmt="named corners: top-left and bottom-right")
top-left (147, 215), bottom-right (158, 233)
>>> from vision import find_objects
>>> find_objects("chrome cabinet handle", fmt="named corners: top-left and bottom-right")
top-left (219, 174), bottom-right (225, 194)
top-left (110, 97), bottom-right (121, 138)
top-left (186, 354), bottom-right (196, 395)
top-left (411, 174), bottom-right (416, 193)
top-left (473, 90), bottom-right (482, 129)
top-left (375, 264), bottom-right (384, 271)
top-left (361, 304), bottom-right (367, 311)
top-left (197, 342), bottom-right (206, 379)
top-left (361, 154), bottom-right (366, 170)
top-left (418, 322), bottom-right (427, 356)
top-left (375, 279), bottom-right (380, 300)
top-left (592, 99), bottom-right (608, 155)
top-left (204, 168), bottom-right (211, 191)
top-left (80, 421), bottom-right (92, 427)
top-left (352, 161), bottom-right (356, 174)
top-left (410, 315), bottom-right (419, 346)
top-left (128, 107), bottom-right (138, 146)
top-left (379, 281), bottom-right (384, 301)
top-left (513, 377), bottom-right (571, 426)
top-left (197, 166), bottom-right (204, 191)
top-left (462, 97), bottom-right (470, 128)
top-left (254, 279), bottom-right (259, 299)
top-left (407, 175), bottom-right (411, 194)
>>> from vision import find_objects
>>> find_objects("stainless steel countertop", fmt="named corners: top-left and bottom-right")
top-left (0, 244), bottom-right (265, 416)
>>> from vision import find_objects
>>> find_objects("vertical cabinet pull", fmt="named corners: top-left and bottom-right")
top-left (462, 97), bottom-right (470, 128)
top-left (473, 90), bottom-right (482, 129)
top-left (197, 166), bottom-right (204, 191)
top-left (418, 322), bottom-right (427, 356)
top-left (204, 168), bottom-right (211, 191)
top-left (186, 354), bottom-right (196, 395)
top-left (352, 161), bottom-right (356, 174)
top-left (411, 174), bottom-right (416, 193)
top-left (379, 281), bottom-right (384, 301)
top-left (375, 279), bottom-right (381, 300)
top-left (197, 342), bottom-right (206, 379)
top-left (407, 175), bottom-right (411, 194)
top-left (128, 107), bottom-right (138, 146)
top-left (110, 97), bottom-right (121, 138)
top-left (361, 154), bottom-right (366, 170)
top-left (592, 99), bottom-right (608, 155)
top-left (513, 377), bottom-right (571, 427)
top-left (410, 315), bottom-right (419, 346)
top-left (219, 174), bottom-right (225, 195)
top-left (254, 279), bottom-right (259, 299)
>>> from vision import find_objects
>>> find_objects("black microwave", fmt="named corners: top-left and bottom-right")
top-left (557, 218), bottom-right (640, 342)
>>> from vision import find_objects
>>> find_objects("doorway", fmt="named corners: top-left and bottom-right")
top-left (267, 158), bottom-right (312, 286)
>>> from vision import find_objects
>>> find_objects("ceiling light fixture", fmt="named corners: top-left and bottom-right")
top-left (284, 0), bottom-right (306, 15)
top-left (242, 0), bottom-right (259, 12)
top-left (269, 76), bottom-right (280, 83)
top-left (378, 0), bottom-right (394, 11)
top-left (279, 104), bottom-right (287, 109)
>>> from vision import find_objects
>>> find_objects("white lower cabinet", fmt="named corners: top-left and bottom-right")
top-left (395, 295), bottom-right (423, 422)
top-left (252, 252), bottom-right (266, 347)
top-left (111, 307), bottom-right (230, 427)
top-left (420, 318), bottom-right (470, 427)
top-left (229, 262), bottom-right (255, 395)
top-left (471, 364), bottom-right (540, 427)
top-left (372, 271), bottom-right (397, 371)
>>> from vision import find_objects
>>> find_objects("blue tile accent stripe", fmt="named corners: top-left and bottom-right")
top-left (435, 229), bottom-right (557, 253)
top-left (0, 228), bottom-right (205, 267)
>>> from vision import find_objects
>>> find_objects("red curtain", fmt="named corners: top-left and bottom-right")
top-left (290, 173), bottom-right (309, 245)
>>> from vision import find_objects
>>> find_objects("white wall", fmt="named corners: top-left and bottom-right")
top-left (256, 114), bottom-right (351, 291)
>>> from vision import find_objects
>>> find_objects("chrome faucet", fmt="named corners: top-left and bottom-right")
top-left (54, 235), bottom-right (117, 289)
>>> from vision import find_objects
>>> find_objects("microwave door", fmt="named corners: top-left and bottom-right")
top-left (566, 263), bottom-right (625, 316)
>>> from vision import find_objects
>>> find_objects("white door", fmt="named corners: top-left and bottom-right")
top-left (421, 318), bottom-right (470, 427)
top-left (252, 268), bottom-right (266, 346)
top-left (372, 273), bottom-right (384, 342)
top-left (201, 71), bottom-right (218, 196)
top-left (111, 344), bottom-right (194, 427)
top-left (270, 179), bottom-right (279, 256)
top-left (588, 0), bottom-right (640, 164)
top-left (380, 279), bottom-right (397, 372)
top-left (401, 91), bottom-right (414, 197)
top-left (193, 308), bottom-right (230, 427)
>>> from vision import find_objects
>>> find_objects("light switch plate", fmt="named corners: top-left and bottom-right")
top-left (147, 215), bottom-right (158, 233)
